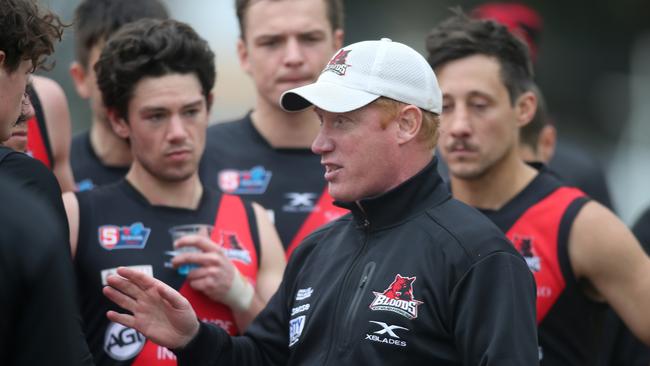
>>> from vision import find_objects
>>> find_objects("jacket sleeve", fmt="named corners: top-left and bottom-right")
top-left (0, 178), bottom-right (93, 366)
top-left (175, 239), bottom-right (322, 365)
top-left (450, 251), bottom-right (539, 366)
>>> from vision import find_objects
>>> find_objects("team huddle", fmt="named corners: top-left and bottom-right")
top-left (2, 0), bottom-right (650, 365)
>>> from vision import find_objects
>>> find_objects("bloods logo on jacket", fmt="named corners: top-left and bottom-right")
top-left (98, 222), bottom-right (151, 250)
top-left (370, 274), bottom-right (423, 319)
top-left (218, 166), bottom-right (272, 195)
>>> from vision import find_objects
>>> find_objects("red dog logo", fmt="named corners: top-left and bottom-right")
top-left (383, 275), bottom-right (415, 301)
top-left (323, 49), bottom-right (351, 75)
top-left (328, 49), bottom-right (350, 65)
top-left (370, 274), bottom-right (423, 319)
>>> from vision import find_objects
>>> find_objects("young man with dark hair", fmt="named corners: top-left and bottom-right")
top-left (0, 1), bottom-right (92, 364)
top-left (103, 38), bottom-right (539, 366)
top-left (63, 18), bottom-right (285, 366)
top-left (427, 11), bottom-right (650, 365)
top-left (201, 0), bottom-right (347, 257)
top-left (0, 0), bottom-right (69, 243)
top-left (69, 0), bottom-right (169, 191)
top-left (471, 1), bottom-right (614, 210)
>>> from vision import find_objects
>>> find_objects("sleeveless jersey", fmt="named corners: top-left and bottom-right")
top-left (480, 168), bottom-right (605, 365)
top-left (25, 85), bottom-right (54, 168)
top-left (70, 131), bottom-right (130, 191)
top-left (74, 180), bottom-right (260, 366)
top-left (200, 113), bottom-right (347, 258)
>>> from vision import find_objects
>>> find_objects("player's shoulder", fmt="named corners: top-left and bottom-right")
top-left (206, 116), bottom-right (250, 141)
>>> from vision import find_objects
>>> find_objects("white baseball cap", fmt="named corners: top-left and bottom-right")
top-left (280, 38), bottom-right (442, 114)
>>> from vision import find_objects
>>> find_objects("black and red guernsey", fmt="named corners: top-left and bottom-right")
top-left (74, 180), bottom-right (261, 365)
top-left (25, 85), bottom-right (54, 169)
top-left (479, 166), bottom-right (606, 365)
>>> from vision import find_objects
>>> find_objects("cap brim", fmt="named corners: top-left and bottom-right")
top-left (280, 81), bottom-right (380, 113)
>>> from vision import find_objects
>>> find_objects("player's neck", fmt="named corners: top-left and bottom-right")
top-left (125, 164), bottom-right (203, 209)
top-left (90, 120), bottom-right (132, 167)
top-left (450, 153), bottom-right (538, 210)
top-left (250, 98), bottom-right (320, 148)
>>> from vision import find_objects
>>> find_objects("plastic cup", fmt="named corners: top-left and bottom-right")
top-left (168, 224), bottom-right (213, 276)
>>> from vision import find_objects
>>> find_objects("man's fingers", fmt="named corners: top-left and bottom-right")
top-left (172, 251), bottom-right (224, 268)
top-left (184, 266), bottom-right (213, 281)
top-left (103, 285), bottom-right (137, 311)
top-left (106, 272), bottom-right (146, 300)
top-left (175, 235), bottom-right (222, 253)
top-left (157, 281), bottom-right (190, 311)
top-left (106, 310), bottom-right (136, 329)
top-left (116, 266), bottom-right (157, 290)
top-left (189, 277), bottom-right (211, 293)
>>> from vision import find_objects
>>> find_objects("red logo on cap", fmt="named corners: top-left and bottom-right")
top-left (324, 49), bottom-right (351, 76)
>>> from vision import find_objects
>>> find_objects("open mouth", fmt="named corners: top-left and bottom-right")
top-left (323, 163), bottom-right (342, 180)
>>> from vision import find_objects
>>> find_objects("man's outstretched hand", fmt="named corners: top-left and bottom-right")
top-left (103, 266), bottom-right (200, 349)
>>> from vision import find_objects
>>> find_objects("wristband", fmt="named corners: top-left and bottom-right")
top-left (223, 270), bottom-right (255, 312)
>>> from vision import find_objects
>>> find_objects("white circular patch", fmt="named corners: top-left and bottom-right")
top-left (103, 322), bottom-right (146, 361)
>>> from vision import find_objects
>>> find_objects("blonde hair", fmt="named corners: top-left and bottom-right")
top-left (372, 97), bottom-right (439, 149)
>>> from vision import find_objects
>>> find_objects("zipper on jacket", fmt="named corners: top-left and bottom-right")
top-left (340, 261), bottom-right (376, 351)
top-left (322, 213), bottom-right (371, 365)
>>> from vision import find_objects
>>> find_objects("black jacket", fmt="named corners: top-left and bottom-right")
top-left (0, 177), bottom-right (94, 366)
top-left (177, 159), bottom-right (539, 365)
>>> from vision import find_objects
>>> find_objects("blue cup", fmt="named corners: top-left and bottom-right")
top-left (168, 224), bottom-right (213, 276)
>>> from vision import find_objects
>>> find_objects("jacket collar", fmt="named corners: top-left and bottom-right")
top-left (335, 157), bottom-right (450, 231)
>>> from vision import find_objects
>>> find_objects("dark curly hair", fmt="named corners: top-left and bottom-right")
top-left (95, 18), bottom-right (216, 121)
top-left (426, 9), bottom-right (534, 104)
top-left (73, 0), bottom-right (169, 68)
top-left (0, 0), bottom-right (64, 73)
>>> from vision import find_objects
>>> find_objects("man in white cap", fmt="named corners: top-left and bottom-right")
top-left (102, 38), bottom-right (539, 365)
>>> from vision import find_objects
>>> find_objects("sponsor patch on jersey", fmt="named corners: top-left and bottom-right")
top-left (76, 178), bottom-right (95, 192)
top-left (291, 303), bottom-right (310, 316)
top-left (289, 315), bottom-right (306, 347)
top-left (295, 287), bottom-right (313, 301)
top-left (221, 231), bottom-right (252, 264)
top-left (100, 265), bottom-right (153, 286)
top-left (218, 166), bottom-right (272, 195)
top-left (370, 274), bottom-right (423, 320)
top-left (104, 322), bottom-right (145, 361)
top-left (282, 192), bottom-right (318, 213)
top-left (513, 235), bottom-right (541, 272)
top-left (98, 222), bottom-right (151, 250)
top-left (365, 320), bottom-right (408, 347)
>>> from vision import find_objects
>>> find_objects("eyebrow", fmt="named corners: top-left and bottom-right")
top-left (255, 29), bottom-right (326, 41)
top-left (139, 99), bottom-right (204, 114)
top-left (180, 100), bottom-right (205, 109)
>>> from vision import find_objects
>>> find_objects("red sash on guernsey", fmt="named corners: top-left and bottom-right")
top-left (505, 187), bottom-right (584, 324)
top-left (285, 186), bottom-right (348, 259)
top-left (26, 116), bottom-right (51, 168)
top-left (132, 194), bottom-right (258, 365)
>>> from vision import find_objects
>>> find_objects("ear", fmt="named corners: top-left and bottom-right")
top-left (0, 50), bottom-right (6, 69)
top-left (206, 92), bottom-right (214, 112)
top-left (515, 90), bottom-right (537, 128)
top-left (107, 109), bottom-right (130, 139)
top-left (396, 105), bottom-right (423, 145)
top-left (537, 124), bottom-right (557, 163)
top-left (332, 29), bottom-right (344, 50)
top-left (237, 38), bottom-right (252, 76)
top-left (70, 61), bottom-right (91, 99)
